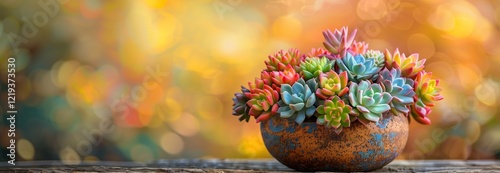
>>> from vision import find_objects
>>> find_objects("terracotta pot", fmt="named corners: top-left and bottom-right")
top-left (260, 112), bottom-right (408, 172)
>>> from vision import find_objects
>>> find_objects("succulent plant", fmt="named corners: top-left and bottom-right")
top-left (316, 96), bottom-right (352, 134)
top-left (411, 71), bottom-right (444, 124)
top-left (299, 57), bottom-right (333, 80)
top-left (316, 70), bottom-right (349, 100)
top-left (364, 50), bottom-right (385, 67)
top-left (378, 68), bottom-right (415, 115)
top-left (348, 41), bottom-right (368, 55)
top-left (232, 86), bottom-right (251, 122)
top-left (277, 78), bottom-right (317, 124)
top-left (385, 49), bottom-right (426, 79)
top-left (337, 53), bottom-right (380, 82)
top-left (308, 47), bottom-right (330, 58)
top-left (265, 48), bottom-right (302, 72)
top-left (349, 81), bottom-right (392, 124)
top-left (260, 70), bottom-right (273, 86)
top-left (247, 77), bottom-right (266, 93)
top-left (269, 65), bottom-right (300, 92)
top-left (246, 80), bottom-right (280, 123)
top-left (233, 26), bottom-right (444, 133)
top-left (323, 27), bottom-right (357, 58)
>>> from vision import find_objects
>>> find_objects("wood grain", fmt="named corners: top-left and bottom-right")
top-left (1, 159), bottom-right (499, 172)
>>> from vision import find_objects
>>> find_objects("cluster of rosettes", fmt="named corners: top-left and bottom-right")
top-left (232, 27), bottom-right (443, 133)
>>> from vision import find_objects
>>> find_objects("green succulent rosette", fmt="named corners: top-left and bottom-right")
top-left (348, 80), bottom-right (392, 125)
top-left (316, 96), bottom-right (352, 134)
top-left (299, 57), bottom-right (333, 80)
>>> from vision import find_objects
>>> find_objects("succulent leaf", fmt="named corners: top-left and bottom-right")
top-left (246, 83), bottom-right (280, 123)
top-left (348, 41), bottom-right (368, 55)
top-left (232, 86), bottom-right (251, 122)
top-left (378, 68), bottom-right (415, 115)
top-left (268, 65), bottom-right (300, 92)
top-left (410, 71), bottom-right (444, 124)
top-left (348, 81), bottom-right (392, 125)
top-left (308, 47), bottom-right (330, 58)
top-left (337, 53), bottom-right (381, 82)
top-left (364, 49), bottom-right (385, 67)
top-left (265, 48), bottom-right (302, 72)
top-left (385, 49), bottom-right (426, 79)
top-left (322, 27), bottom-right (357, 58)
top-left (316, 70), bottom-right (349, 99)
top-left (278, 78), bottom-right (317, 124)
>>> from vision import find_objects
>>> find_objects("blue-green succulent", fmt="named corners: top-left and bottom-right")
top-left (337, 53), bottom-right (380, 82)
top-left (277, 78), bottom-right (317, 124)
top-left (378, 68), bottom-right (415, 115)
top-left (348, 81), bottom-right (392, 124)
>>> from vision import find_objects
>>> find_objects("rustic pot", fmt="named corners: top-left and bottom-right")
top-left (260, 112), bottom-right (408, 172)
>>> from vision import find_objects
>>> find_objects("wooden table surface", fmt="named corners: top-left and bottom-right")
top-left (1, 159), bottom-right (500, 172)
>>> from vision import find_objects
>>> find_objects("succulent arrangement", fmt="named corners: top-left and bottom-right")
top-left (232, 27), bottom-right (443, 133)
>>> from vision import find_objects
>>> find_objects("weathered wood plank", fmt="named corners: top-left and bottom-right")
top-left (1, 159), bottom-right (499, 172)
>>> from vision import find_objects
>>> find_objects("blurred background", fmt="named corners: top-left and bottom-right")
top-left (1, 0), bottom-right (500, 163)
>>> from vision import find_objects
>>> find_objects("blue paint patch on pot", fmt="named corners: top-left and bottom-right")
top-left (305, 124), bottom-right (317, 134)
top-left (285, 125), bottom-right (296, 133)
top-left (269, 118), bottom-right (285, 132)
top-left (371, 134), bottom-right (384, 147)
top-left (261, 131), bottom-right (280, 146)
top-left (355, 147), bottom-right (394, 171)
top-left (389, 132), bottom-right (397, 141)
top-left (261, 131), bottom-right (288, 158)
top-left (357, 149), bottom-right (375, 159)
top-left (284, 138), bottom-right (297, 150)
top-left (352, 132), bottom-right (399, 171)
top-left (376, 116), bottom-right (391, 129)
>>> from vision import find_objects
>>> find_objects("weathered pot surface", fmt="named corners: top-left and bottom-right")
top-left (260, 112), bottom-right (409, 172)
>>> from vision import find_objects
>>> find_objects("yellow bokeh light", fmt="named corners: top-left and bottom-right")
top-left (170, 113), bottom-right (200, 137)
top-left (144, 0), bottom-right (168, 9)
top-left (67, 65), bottom-right (100, 105)
top-left (149, 12), bottom-right (182, 55)
top-left (160, 98), bottom-right (183, 122)
top-left (444, 1), bottom-right (478, 38)
top-left (407, 33), bottom-right (435, 59)
top-left (272, 15), bottom-right (302, 41)
top-left (475, 80), bottom-right (498, 106)
top-left (59, 147), bottom-right (81, 165)
top-left (55, 60), bottom-right (81, 89)
top-left (160, 132), bottom-right (184, 155)
top-left (427, 6), bottom-right (455, 31)
top-left (238, 135), bottom-right (267, 158)
top-left (448, 16), bottom-right (474, 38)
top-left (17, 139), bottom-right (34, 160)
top-left (455, 64), bottom-right (482, 90)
